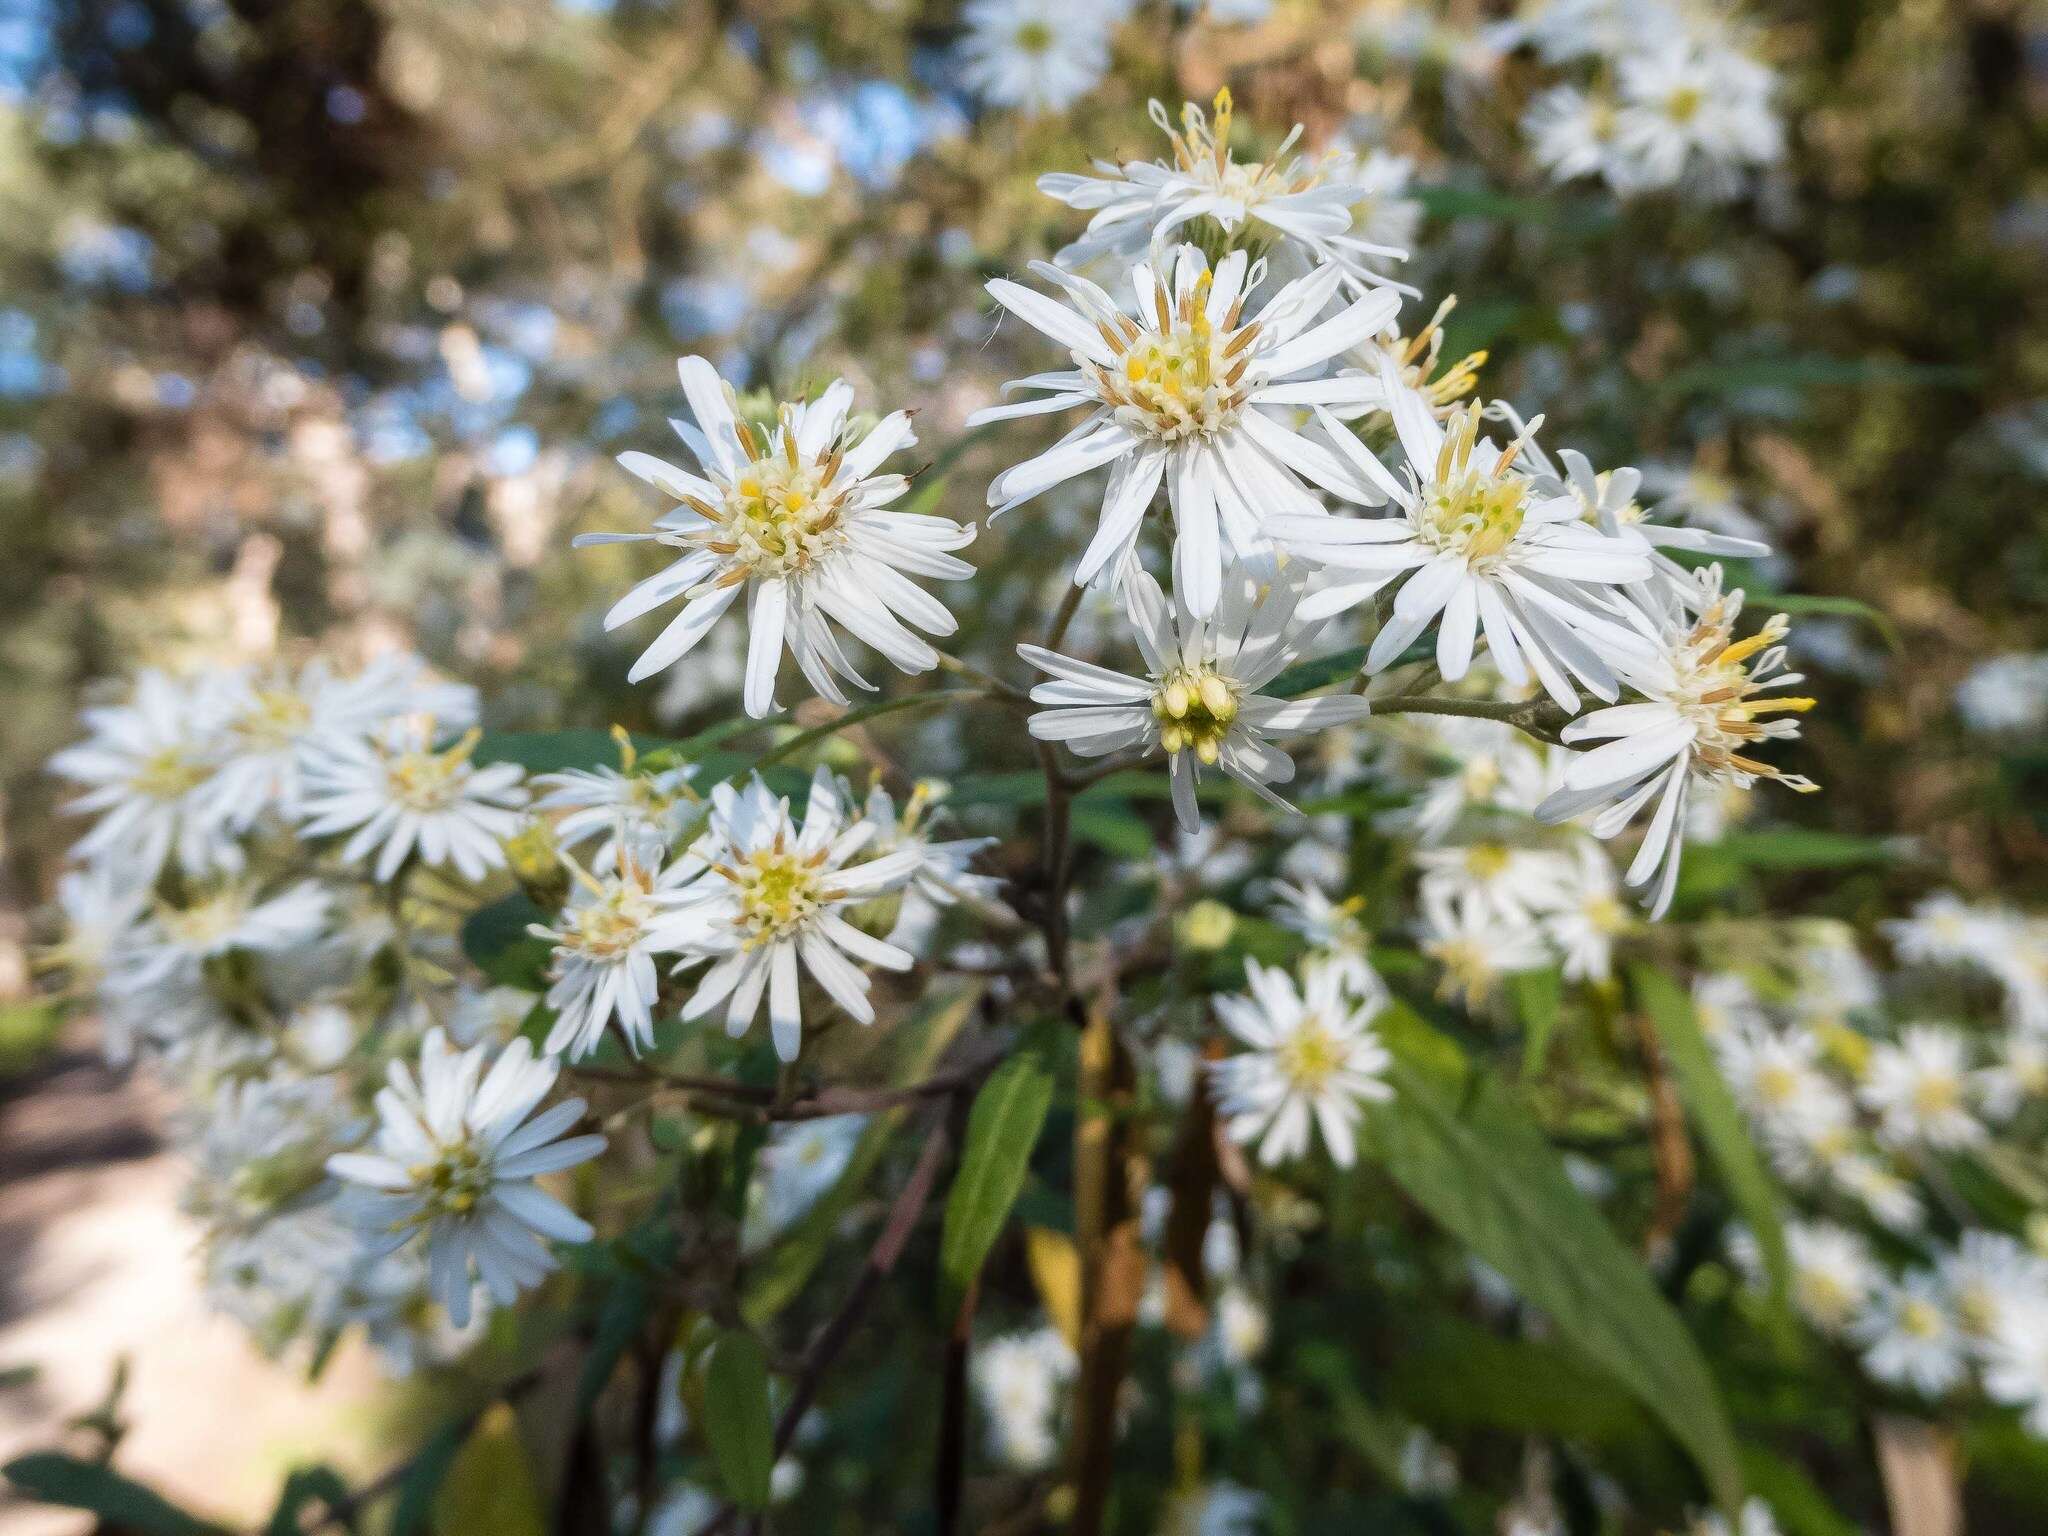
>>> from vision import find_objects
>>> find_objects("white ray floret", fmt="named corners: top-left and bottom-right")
top-left (972, 244), bottom-right (1399, 618)
top-left (1037, 90), bottom-right (1413, 295)
top-left (667, 768), bottom-right (924, 1061)
top-left (327, 1028), bottom-right (605, 1327)
top-left (580, 359), bottom-right (975, 718)
top-left (957, 0), bottom-right (1111, 116)
top-left (1537, 567), bottom-right (1817, 916)
top-left (1017, 563), bottom-right (1374, 832)
top-left (298, 719), bottom-right (529, 884)
top-left (532, 731), bottom-right (698, 871)
top-left (1209, 956), bottom-right (1393, 1168)
top-left (1859, 1024), bottom-right (1986, 1152)
top-left (1271, 372), bottom-right (1656, 706)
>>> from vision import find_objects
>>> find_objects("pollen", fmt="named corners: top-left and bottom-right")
top-left (1152, 663), bottom-right (1240, 765)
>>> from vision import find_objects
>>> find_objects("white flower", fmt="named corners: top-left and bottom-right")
top-left (1019, 563), bottom-right (1374, 832)
top-left (1860, 1025), bottom-right (1985, 1151)
top-left (180, 1072), bottom-right (363, 1236)
top-left (972, 245), bottom-right (1399, 618)
top-left (298, 720), bottom-right (529, 883)
top-left (1939, 1231), bottom-right (2048, 1346)
top-left (532, 847), bottom-right (702, 1060)
top-left (46, 865), bottom-right (149, 1060)
top-left (1832, 1154), bottom-right (1925, 1235)
top-left (1956, 650), bottom-right (2048, 735)
top-left (1212, 1283), bottom-right (1270, 1365)
top-left (582, 361), bottom-right (974, 717)
top-left (1690, 971), bottom-right (1768, 1039)
top-left (957, 0), bottom-right (1110, 115)
top-left (1547, 447), bottom-right (1770, 576)
top-left (1535, 841), bottom-right (1632, 983)
top-left (1687, 1496), bottom-right (1783, 1536)
top-left (858, 780), bottom-right (1002, 908)
top-left (327, 1028), bottom-right (605, 1326)
top-left (1391, 715), bottom-right (1558, 842)
top-left (1209, 956), bottom-right (1393, 1167)
top-left (1272, 381), bottom-right (1655, 707)
top-left (667, 769), bottom-right (923, 1060)
top-left (1979, 1029), bottom-right (2048, 1122)
top-left (745, 1113), bottom-right (868, 1247)
top-left (1537, 568), bottom-right (1817, 915)
top-left (50, 668), bottom-right (241, 878)
top-left (1613, 42), bottom-right (1782, 195)
top-left (972, 1326), bottom-right (1076, 1470)
top-left (204, 653), bottom-right (477, 832)
top-left (1037, 90), bottom-right (1411, 295)
top-left (1160, 1481), bottom-right (1266, 1536)
top-left (1783, 1220), bottom-right (1877, 1336)
top-left (1713, 1023), bottom-right (1836, 1136)
top-left (118, 879), bottom-right (332, 995)
top-left (1264, 878), bottom-right (1378, 995)
top-left (1524, 85), bottom-right (1627, 187)
top-left (533, 749), bottom-right (698, 872)
top-left (1982, 1293), bottom-right (2048, 1438)
top-left (1416, 840), bottom-right (1575, 927)
top-left (1790, 927), bottom-right (1882, 1023)
top-left (1854, 1271), bottom-right (1968, 1398)
top-left (1418, 888), bottom-right (1550, 1008)
top-left (1882, 893), bottom-right (2016, 972)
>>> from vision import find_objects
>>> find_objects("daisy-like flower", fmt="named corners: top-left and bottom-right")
top-left (42, 862), bottom-right (148, 999)
top-left (50, 668), bottom-right (240, 878)
top-left (1416, 840), bottom-right (1574, 927)
top-left (957, 0), bottom-right (1111, 115)
top-left (1535, 840), bottom-right (1632, 983)
top-left (1390, 714), bottom-right (1558, 843)
top-left (1263, 878), bottom-right (1377, 996)
top-left (532, 732), bottom-right (698, 871)
top-left (1272, 378), bottom-right (1655, 707)
top-left (1832, 1154), bottom-right (1926, 1235)
top-left (972, 245), bottom-right (1399, 618)
top-left (1545, 446), bottom-right (1769, 577)
top-left (667, 769), bottom-right (923, 1061)
top-left (858, 780), bottom-right (1003, 909)
top-left (1334, 294), bottom-right (1489, 425)
top-left (1418, 888), bottom-right (1550, 1008)
top-left (1860, 1025), bottom-right (1986, 1151)
top-left (1613, 42), bottom-right (1782, 196)
top-left (1037, 91), bottom-right (1412, 295)
top-left (531, 846), bottom-right (701, 1060)
top-left (118, 879), bottom-right (331, 995)
top-left (1209, 956), bottom-right (1394, 1167)
top-left (1714, 1022), bottom-right (1836, 1133)
top-left (1781, 1220), bottom-right (1879, 1336)
top-left (973, 1326), bottom-right (1076, 1471)
top-left (1939, 1231), bottom-right (2048, 1345)
top-left (299, 720), bottom-right (528, 884)
top-left (1978, 1028), bottom-right (2048, 1122)
top-left (1982, 1293), bottom-right (2048, 1438)
top-left (1854, 1271), bottom-right (1968, 1398)
top-left (1536, 567), bottom-right (1817, 915)
top-left (745, 1113), bottom-right (868, 1246)
top-left (1690, 971), bottom-right (1768, 1039)
top-left (1686, 1497), bottom-right (1783, 1536)
top-left (204, 654), bottom-right (478, 832)
top-left (1523, 84), bottom-right (1630, 189)
top-left (1881, 892), bottom-right (2015, 972)
top-left (327, 1028), bottom-right (605, 1327)
top-left (581, 360), bottom-right (974, 717)
top-left (1018, 564), bottom-right (1375, 833)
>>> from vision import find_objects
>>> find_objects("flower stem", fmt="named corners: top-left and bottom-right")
top-left (1366, 692), bottom-right (1573, 744)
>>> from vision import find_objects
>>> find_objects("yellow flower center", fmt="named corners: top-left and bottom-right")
top-left (1417, 407), bottom-right (1533, 564)
top-left (720, 842), bottom-right (832, 947)
top-left (1910, 1072), bottom-right (1962, 1120)
top-left (133, 745), bottom-right (210, 801)
top-left (1955, 1284), bottom-right (1999, 1338)
top-left (719, 454), bottom-right (844, 577)
top-left (1665, 85), bottom-right (1705, 124)
top-left (1013, 18), bottom-right (1053, 51)
top-left (1091, 269), bottom-right (1257, 442)
top-left (1276, 1015), bottom-right (1345, 1094)
top-left (1797, 1271), bottom-right (1851, 1326)
top-left (159, 893), bottom-right (248, 950)
top-left (1463, 843), bottom-right (1511, 880)
top-left (1898, 1298), bottom-right (1943, 1340)
top-left (406, 1141), bottom-right (491, 1223)
top-left (1754, 1062), bottom-right (1801, 1107)
top-left (567, 887), bottom-right (655, 961)
top-left (1151, 664), bottom-right (1239, 766)
top-left (238, 688), bottom-right (312, 750)
top-left (385, 729), bottom-right (480, 812)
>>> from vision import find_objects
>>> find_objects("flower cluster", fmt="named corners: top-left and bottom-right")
top-left (1505, 0), bottom-right (1785, 199)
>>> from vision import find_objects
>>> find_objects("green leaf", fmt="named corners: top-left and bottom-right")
top-left (389, 1419), bottom-right (467, 1536)
top-left (938, 1053), bottom-right (1056, 1318)
top-left (733, 692), bottom-right (957, 783)
top-left (1512, 967), bottom-right (1562, 1079)
top-left (1362, 1022), bottom-right (1744, 1512)
top-left (703, 1330), bottom-right (776, 1510)
top-left (1268, 646), bottom-right (1366, 699)
top-left (265, 1466), bottom-right (351, 1536)
top-left (575, 1274), bottom-right (652, 1422)
top-left (473, 729), bottom-right (672, 774)
top-left (432, 1403), bottom-right (545, 1536)
top-left (460, 892), bottom-right (554, 990)
top-left (3, 1453), bottom-right (229, 1535)
top-left (1630, 964), bottom-right (1789, 1305)
top-left (1746, 592), bottom-right (1902, 654)
top-left (1738, 1446), bottom-right (1860, 1536)
top-left (1712, 829), bottom-right (1908, 870)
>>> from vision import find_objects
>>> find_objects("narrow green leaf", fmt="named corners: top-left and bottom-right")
top-left (938, 1054), bottom-right (1056, 1317)
top-left (460, 892), bottom-right (553, 990)
top-left (1746, 592), bottom-right (1902, 654)
top-left (1712, 829), bottom-right (1909, 870)
top-left (1738, 1446), bottom-right (1860, 1536)
top-left (1363, 1023), bottom-right (1744, 1512)
top-left (703, 1330), bottom-right (775, 1510)
top-left (2, 1453), bottom-right (229, 1535)
top-left (265, 1466), bottom-right (351, 1536)
top-left (1512, 967), bottom-right (1563, 1079)
top-left (1630, 964), bottom-right (1789, 1305)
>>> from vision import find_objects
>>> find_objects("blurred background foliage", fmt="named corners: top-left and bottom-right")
top-left (0, 0), bottom-right (2046, 1528)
